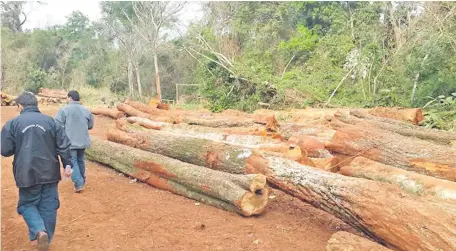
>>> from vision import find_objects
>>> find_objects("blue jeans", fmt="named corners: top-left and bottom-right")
top-left (17, 182), bottom-right (59, 242)
top-left (71, 149), bottom-right (86, 189)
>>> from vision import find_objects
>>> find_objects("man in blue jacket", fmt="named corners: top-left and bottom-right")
top-left (54, 90), bottom-right (94, 193)
top-left (1, 92), bottom-right (73, 251)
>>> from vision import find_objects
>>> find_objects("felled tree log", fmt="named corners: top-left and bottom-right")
top-left (183, 117), bottom-right (256, 128)
top-left (246, 154), bottom-right (456, 251)
top-left (124, 98), bottom-right (164, 116)
top-left (347, 110), bottom-right (456, 145)
top-left (117, 103), bottom-right (177, 123)
top-left (1, 92), bottom-right (16, 106)
top-left (368, 107), bottom-right (424, 125)
top-left (110, 121), bottom-right (300, 173)
top-left (287, 135), bottom-right (333, 158)
top-left (107, 128), bottom-right (253, 174)
top-left (340, 157), bottom-right (456, 201)
top-left (90, 107), bottom-right (125, 119)
top-left (326, 232), bottom-right (393, 251)
top-left (126, 117), bottom-right (170, 130)
top-left (254, 108), bottom-right (349, 123)
top-left (279, 123), bottom-right (336, 141)
top-left (38, 88), bottom-right (67, 99)
top-left (327, 118), bottom-right (456, 182)
top-left (86, 137), bottom-right (268, 216)
top-left (124, 117), bottom-right (281, 146)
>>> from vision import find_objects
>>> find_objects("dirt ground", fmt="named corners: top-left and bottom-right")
top-left (1, 105), bottom-right (357, 251)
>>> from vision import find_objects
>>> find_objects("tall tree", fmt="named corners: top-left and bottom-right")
top-left (122, 1), bottom-right (186, 101)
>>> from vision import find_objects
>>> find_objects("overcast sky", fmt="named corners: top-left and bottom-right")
top-left (22, 1), bottom-right (204, 31)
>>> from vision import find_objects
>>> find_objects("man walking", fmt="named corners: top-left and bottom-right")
top-left (1, 92), bottom-right (73, 251)
top-left (54, 90), bottom-right (94, 193)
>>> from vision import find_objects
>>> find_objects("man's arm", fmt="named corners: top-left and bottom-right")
top-left (87, 112), bottom-right (94, 130)
top-left (54, 108), bottom-right (66, 127)
top-left (1, 120), bottom-right (15, 157)
top-left (55, 122), bottom-right (72, 168)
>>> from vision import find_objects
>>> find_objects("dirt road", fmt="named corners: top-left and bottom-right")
top-left (1, 105), bottom-right (356, 251)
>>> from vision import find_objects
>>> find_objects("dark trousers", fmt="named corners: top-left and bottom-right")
top-left (17, 182), bottom-right (59, 242)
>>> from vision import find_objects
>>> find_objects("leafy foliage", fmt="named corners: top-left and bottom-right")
top-left (1, 2), bottom-right (455, 129)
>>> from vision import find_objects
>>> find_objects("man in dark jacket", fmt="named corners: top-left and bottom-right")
top-left (1, 92), bottom-right (73, 251)
top-left (54, 90), bottom-right (94, 192)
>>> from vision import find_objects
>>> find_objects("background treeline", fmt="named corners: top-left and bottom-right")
top-left (1, 1), bottom-right (455, 129)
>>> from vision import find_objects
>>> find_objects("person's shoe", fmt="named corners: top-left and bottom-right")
top-left (75, 186), bottom-right (85, 193)
top-left (36, 231), bottom-right (49, 251)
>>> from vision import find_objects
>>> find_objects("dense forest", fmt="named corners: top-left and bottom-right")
top-left (1, 1), bottom-right (455, 129)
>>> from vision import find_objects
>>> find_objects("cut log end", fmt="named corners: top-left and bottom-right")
top-left (249, 174), bottom-right (267, 193)
top-left (237, 187), bottom-right (269, 216)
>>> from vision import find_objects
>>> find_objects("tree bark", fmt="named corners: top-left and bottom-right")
top-left (125, 117), bottom-right (281, 146)
top-left (246, 154), bottom-right (456, 251)
top-left (109, 122), bottom-right (300, 174)
top-left (124, 99), bottom-right (164, 115)
top-left (107, 127), bottom-right (253, 174)
top-left (287, 135), bottom-right (333, 158)
top-left (340, 157), bottom-right (456, 201)
top-left (183, 117), bottom-right (256, 128)
top-left (89, 108), bottom-right (125, 119)
top-left (86, 137), bottom-right (268, 216)
top-left (127, 58), bottom-right (134, 96)
top-left (134, 63), bottom-right (142, 97)
top-left (347, 110), bottom-right (456, 145)
top-left (326, 231), bottom-right (393, 251)
top-left (122, 100), bottom-right (258, 127)
top-left (327, 118), bottom-right (456, 182)
top-left (126, 117), bottom-right (170, 130)
top-left (153, 52), bottom-right (162, 101)
top-left (116, 103), bottom-right (177, 123)
top-left (367, 107), bottom-right (424, 125)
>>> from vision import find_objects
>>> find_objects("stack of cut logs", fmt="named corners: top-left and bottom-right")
top-left (1, 92), bottom-right (16, 106)
top-left (87, 99), bottom-right (456, 251)
top-left (37, 88), bottom-right (67, 105)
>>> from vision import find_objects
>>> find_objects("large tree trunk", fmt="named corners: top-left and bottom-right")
top-left (347, 110), bottom-right (456, 145)
top-left (134, 63), bottom-right (142, 97)
top-left (116, 119), bottom-right (300, 157)
top-left (183, 117), bottom-right (256, 128)
top-left (246, 154), bottom-right (456, 251)
top-left (279, 123), bottom-right (335, 141)
top-left (254, 108), bottom-right (349, 123)
top-left (124, 99), bottom-right (164, 116)
top-left (125, 117), bottom-right (281, 146)
top-left (367, 107), bottom-right (424, 125)
top-left (153, 52), bottom-right (162, 101)
top-left (327, 118), bottom-right (456, 182)
top-left (116, 103), bottom-right (177, 123)
top-left (38, 88), bottom-right (67, 99)
top-left (121, 101), bottom-right (258, 128)
top-left (89, 108), bottom-right (125, 119)
top-left (127, 58), bottom-right (134, 96)
top-left (126, 117), bottom-right (170, 130)
top-left (109, 121), bottom-right (301, 174)
top-left (287, 134), bottom-right (333, 158)
top-left (339, 157), bottom-right (456, 201)
top-left (326, 232), bottom-right (393, 251)
top-left (107, 127), bottom-right (253, 174)
top-left (86, 137), bottom-right (268, 216)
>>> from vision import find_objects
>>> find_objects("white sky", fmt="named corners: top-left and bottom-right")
top-left (22, 1), bottom-right (204, 31)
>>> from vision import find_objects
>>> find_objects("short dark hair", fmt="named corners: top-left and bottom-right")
top-left (67, 90), bottom-right (80, 101)
top-left (16, 91), bottom-right (38, 107)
